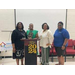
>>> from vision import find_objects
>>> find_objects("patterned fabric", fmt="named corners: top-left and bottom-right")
top-left (13, 49), bottom-right (24, 59)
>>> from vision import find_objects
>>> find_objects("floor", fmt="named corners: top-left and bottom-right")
top-left (0, 56), bottom-right (75, 65)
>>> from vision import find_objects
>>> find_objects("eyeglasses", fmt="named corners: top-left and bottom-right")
top-left (58, 24), bottom-right (62, 26)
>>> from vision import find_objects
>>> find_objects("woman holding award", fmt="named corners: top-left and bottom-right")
top-left (26, 23), bottom-right (38, 39)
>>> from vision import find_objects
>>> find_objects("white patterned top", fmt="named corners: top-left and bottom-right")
top-left (39, 30), bottom-right (54, 48)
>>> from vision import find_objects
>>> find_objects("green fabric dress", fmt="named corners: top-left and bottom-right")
top-left (26, 30), bottom-right (38, 39)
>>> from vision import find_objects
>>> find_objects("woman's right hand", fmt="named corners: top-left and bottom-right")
top-left (39, 35), bottom-right (42, 39)
top-left (13, 48), bottom-right (16, 53)
top-left (12, 44), bottom-right (16, 53)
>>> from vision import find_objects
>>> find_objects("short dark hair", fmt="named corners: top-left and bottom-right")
top-left (16, 22), bottom-right (24, 30)
top-left (58, 21), bottom-right (63, 25)
top-left (42, 23), bottom-right (49, 29)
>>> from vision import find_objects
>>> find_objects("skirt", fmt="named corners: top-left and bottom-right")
top-left (13, 49), bottom-right (24, 59)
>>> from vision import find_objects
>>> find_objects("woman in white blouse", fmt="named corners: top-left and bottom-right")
top-left (39, 23), bottom-right (53, 65)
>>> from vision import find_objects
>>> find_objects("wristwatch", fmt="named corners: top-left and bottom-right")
top-left (63, 45), bottom-right (66, 47)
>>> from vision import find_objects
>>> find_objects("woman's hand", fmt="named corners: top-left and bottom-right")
top-left (12, 44), bottom-right (16, 53)
top-left (39, 35), bottom-right (42, 39)
top-left (61, 45), bottom-right (65, 50)
top-left (34, 38), bottom-right (37, 39)
top-left (13, 48), bottom-right (16, 53)
top-left (46, 43), bottom-right (52, 46)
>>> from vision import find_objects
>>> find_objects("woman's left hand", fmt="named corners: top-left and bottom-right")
top-left (46, 43), bottom-right (52, 46)
top-left (34, 38), bottom-right (37, 39)
top-left (62, 45), bottom-right (65, 50)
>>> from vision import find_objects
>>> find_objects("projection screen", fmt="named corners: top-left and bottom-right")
top-left (16, 9), bottom-right (66, 34)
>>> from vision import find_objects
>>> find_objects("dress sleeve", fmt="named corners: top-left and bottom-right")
top-left (36, 30), bottom-right (38, 34)
top-left (11, 30), bottom-right (17, 44)
top-left (48, 30), bottom-right (54, 44)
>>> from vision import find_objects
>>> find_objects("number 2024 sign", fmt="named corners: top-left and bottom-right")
top-left (28, 41), bottom-right (37, 54)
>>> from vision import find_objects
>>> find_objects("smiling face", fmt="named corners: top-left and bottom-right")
top-left (18, 22), bottom-right (23, 29)
top-left (58, 23), bottom-right (63, 30)
top-left (29, 23), bottom-right (33, 30)
top-left (43, 24), bottom-right (47, 30)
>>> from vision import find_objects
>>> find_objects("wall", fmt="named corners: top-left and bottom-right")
top-left (67, 9), bottom-right (75, 39)
top-left (0, 9), bottom-right (15, 42)
top-left (0, 9), bottom-right (15, 56)
top-left (16, 9), bottom-right (66, 34)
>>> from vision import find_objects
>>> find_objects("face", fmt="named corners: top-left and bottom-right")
top-left (43, 24), bottom-right (47, 30)
top-left (29, 24), bottom-right (33, 30)
top-left (58, 23), bottom-right (63, 30)
top-left (18, 22), bottom-right (22, 29)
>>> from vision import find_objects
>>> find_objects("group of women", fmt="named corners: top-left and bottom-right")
top-left (11, 21), bottom-right (70, 65)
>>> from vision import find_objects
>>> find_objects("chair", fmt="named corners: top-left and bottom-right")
top-left (66, 39), bottom-right (75, 58)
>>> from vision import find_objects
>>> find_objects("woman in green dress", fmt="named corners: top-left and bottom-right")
top-left (27, 23), bottom-right (38, 39)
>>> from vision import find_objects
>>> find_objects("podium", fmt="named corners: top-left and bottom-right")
top-left (21, 39), bottom-right (38, 65)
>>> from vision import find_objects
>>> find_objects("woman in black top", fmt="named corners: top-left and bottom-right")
top-left (11, 22), bottom-right (27, 65)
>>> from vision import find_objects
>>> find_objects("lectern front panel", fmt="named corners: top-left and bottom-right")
top-left (24, 40), bottom-right (37, 65)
